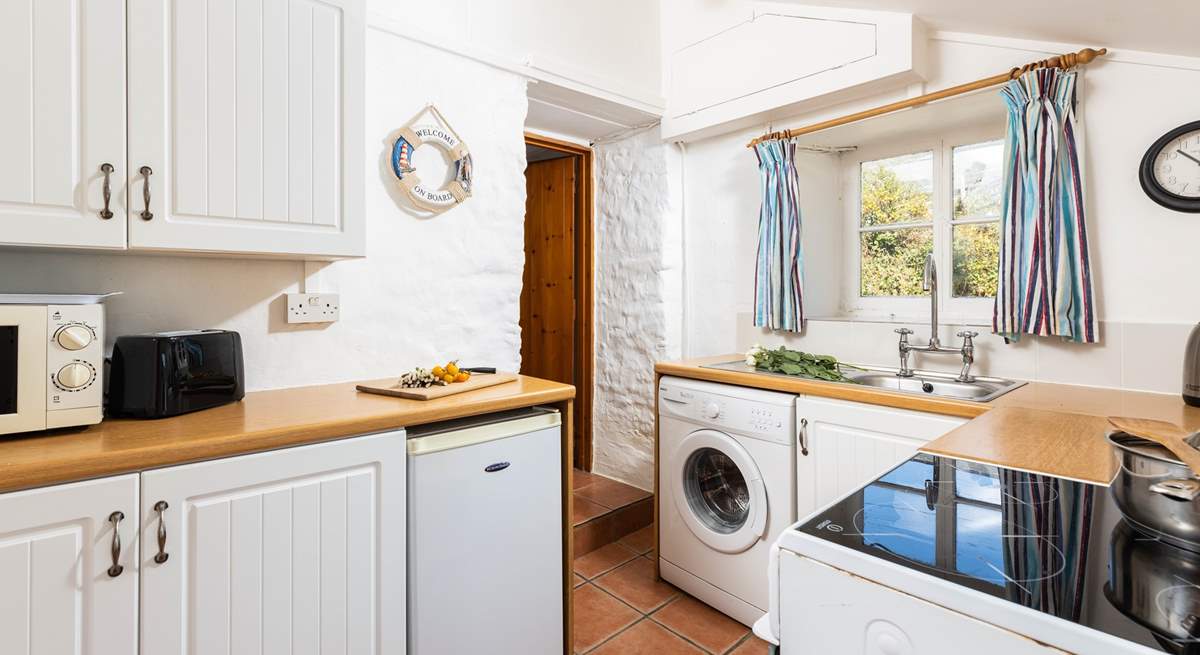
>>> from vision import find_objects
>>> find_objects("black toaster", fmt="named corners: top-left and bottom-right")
top-left (108, 330), bottom-right (245, 418)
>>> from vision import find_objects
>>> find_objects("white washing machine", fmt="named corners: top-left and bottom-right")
top-left (658, 376), bottom-right (796, 627)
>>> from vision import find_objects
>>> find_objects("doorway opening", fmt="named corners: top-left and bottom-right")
top-left (522, 133), bottom-right (594, 471)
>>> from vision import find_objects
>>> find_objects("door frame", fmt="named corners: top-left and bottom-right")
top-left (523, 132), bottom-right (594, 471)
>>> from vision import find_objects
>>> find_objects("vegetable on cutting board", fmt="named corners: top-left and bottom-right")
top-left (397, 360), bottom-right (473, 388)
top-left (745, 345), bottom-right (858, 383)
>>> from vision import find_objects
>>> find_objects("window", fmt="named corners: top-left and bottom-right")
top-left (861, 456), bottom-right (1006, 591)
top-left (848, 133), bottom-right (1004, 318)
top-left (859, 152), bottom-right (934, 297)
top-left (951, 141), bottom-right (1003, 298)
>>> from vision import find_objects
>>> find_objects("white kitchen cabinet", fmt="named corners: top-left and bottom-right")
top-left (779, 552), bottom-right (1069, 654)
top-left (0, 0), bottom-right (127, 249)
top-left (127, 0), bottom-right (365, 257)
top-left (0, 474), bottom-right (140, 654)
top-left (796, 396), bottom-right (966, 518)
top-left (139, 431), bottom-right (406, 655)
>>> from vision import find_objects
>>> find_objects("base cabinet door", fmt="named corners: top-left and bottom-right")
top-left (0, 474), bottom-right (140, 654)
top-left (779, 552), bottom-right (1068, 654)
top-left (796, 396), bottom-right (966, 518)
top-left (139, 431), bottom-right (406, 654)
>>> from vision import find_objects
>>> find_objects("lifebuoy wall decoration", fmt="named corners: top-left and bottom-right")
top-left (388, 105), bottom-right (473, 214)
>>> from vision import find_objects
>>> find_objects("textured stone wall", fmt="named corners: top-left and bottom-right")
top-left (592, 128), bottom-right (683, 490)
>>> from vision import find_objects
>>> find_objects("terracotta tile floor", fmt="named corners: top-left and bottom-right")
top-left (573, 470), bottom-right (651, 521)
top-left (573, 470), bottom-right (655, 556)
top-left (572, 536), bottom-right (771, 654)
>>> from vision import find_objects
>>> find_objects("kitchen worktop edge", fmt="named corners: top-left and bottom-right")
top-left (657, 355), bottom-right (1200, 484)
top-left (0, 375), bottom-right (575, 494)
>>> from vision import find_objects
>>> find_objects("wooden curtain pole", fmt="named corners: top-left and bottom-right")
top-left (746, 46), bottom-right (1107, 148)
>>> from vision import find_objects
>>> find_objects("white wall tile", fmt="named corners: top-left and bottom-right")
top-left (732, 314), bottom-right (1200, 393)
top-left (1122, 322), bottom-right (1195, 394)
top-left (1034, 322), bottom-right (1123, 389)
top-left (954, 328), bottom-right (1037, 381)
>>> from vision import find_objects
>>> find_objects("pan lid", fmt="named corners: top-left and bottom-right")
top-left (1108, 431), bottom-right (1187, 466)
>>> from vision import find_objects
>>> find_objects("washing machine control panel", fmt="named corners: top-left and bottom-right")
top-left (659, 381), bottom-right (794, 443)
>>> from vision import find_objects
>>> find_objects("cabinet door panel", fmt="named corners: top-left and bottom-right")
top-left (796, 396), bottom-right (966, 518)
top-left (0, 0), bottom-right (126, 249)
top-left (127, 0), bottom-right (364, 257)
top-left (0, 475), bottom-right (139, 654)
top-left (139, 432), bottom-right (405, 655)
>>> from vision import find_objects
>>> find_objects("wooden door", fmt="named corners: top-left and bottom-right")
top-left (0, 0), bottom-right (127, 249)
top-left (0, 474), bottom-right (140, 654)
top-left (139, 431), bottom-right (406, 655)
top-left (522, 158), bottom-right (578, 385)
top-left (795, 397), bottom-right (966, 517)
top-left (126, 0), bottom-right (364, 257)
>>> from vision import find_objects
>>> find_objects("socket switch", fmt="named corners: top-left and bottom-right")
top-left (286, 293), bottom-right (340, 324)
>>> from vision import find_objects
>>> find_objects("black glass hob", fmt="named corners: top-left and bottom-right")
top-left (798, 454), bottom-right (1200, 654)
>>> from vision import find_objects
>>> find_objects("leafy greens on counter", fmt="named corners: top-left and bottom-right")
top-left (745, 345), bottom-right (858, 383)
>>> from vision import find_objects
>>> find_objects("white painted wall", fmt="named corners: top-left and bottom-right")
top-left (682, 33), bottom-right (1200, 394)
top-left (371, 0), bottom-right (662, 108)
top-left (0, 23), bottom-right (530, 391)
top-left (659, 0), bottom-right (926, 141)
top-left (592, 128), bottom-right (684, 490)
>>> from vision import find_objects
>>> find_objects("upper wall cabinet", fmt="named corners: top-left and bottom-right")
top-left (128, 0), bottom-right (364, 258)
top-left (661, 3), bottom-right (928, 142)
top-left (0, 0), bottom-right (364, 259)
top-left (0, 0), bottom-right (128, 249)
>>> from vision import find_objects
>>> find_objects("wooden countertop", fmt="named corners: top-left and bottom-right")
top-left (921, 407), bottom-right (1118, 483)
top-left (657, 355), bottom-right (1200, 485)
top-left (657, 355), bottom-right (990, 418)
top-left (0, 375), bottom-right (575, 494)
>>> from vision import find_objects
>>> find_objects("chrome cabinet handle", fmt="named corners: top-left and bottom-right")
top-left (139, 166), bottom-right (154, 220)
top-left (99, 163), bottom-right (114, 219)
top-left (153, 501), bottom-right (170, 564)
top-left (107, 511), bottom-right (125, 577)
top-left (798, 418), bottom-right (809, 456)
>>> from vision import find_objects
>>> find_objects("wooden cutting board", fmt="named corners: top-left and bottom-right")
top-left (356, 372), bottom-right (520, 400)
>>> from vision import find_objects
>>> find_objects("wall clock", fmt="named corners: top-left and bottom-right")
top-left (1140, 120), bottom-right (1200, 212)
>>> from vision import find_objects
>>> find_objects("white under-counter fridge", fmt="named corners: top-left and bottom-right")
top-left (407, 407), bottom-right (564, 654)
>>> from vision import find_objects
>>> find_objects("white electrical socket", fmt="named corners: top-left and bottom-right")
top-left (286, 293), bottom-right (340, 324)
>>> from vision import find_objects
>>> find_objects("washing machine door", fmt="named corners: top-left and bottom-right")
top-left (671, 429), bottom-right (767, 554)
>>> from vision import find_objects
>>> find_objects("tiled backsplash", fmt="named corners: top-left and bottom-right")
top-left (736, 313), bottom-right (1194, 395)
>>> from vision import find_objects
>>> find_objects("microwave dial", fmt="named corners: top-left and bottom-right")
top-left (54, 361), bottom-right (96, 391)
top-left (54, 323), bottom-right (96, 351)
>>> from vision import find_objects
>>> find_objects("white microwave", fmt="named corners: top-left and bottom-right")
top-left (0, 301), bottom-right (105, 435)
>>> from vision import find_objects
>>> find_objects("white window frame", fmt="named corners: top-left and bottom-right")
top-left (841, 123), bottom-right (1004, 322)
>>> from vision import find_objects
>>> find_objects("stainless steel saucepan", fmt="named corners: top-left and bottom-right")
top-left (1108, 431), bottom-right (1200, 553)
top-left (1105, 518), bottom-right (1200, 654)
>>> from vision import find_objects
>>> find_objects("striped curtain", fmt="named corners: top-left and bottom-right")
top-left (994, 68), bottom-right (1097, 343)
top-left (999, 469), bottom-right (1095, 620)
top-left (753, 140), bottom-right (804, 331)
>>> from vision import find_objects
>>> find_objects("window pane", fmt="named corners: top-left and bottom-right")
top-left (862, 486), bottom-right (935, 565)
top-left (878, 455), bottom-right (935, 491)
top-left (954, 461), bottom-right (1002, 504)
top-left (860, 151), bottom-right (933, 227)
top-left (955, 503), bottom-right (1005, 587)
top-left (952, 223), bottom-right (999, 298)
top-left (953, 140), bottom-right (1004, 220)
top-left (861, 227), bottom-right (933, 297)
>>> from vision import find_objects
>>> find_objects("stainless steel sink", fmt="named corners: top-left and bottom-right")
top-left (840, 366), bottom-right (1025, 402)
top-left (700, 360), bottom-right (1025, 403)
